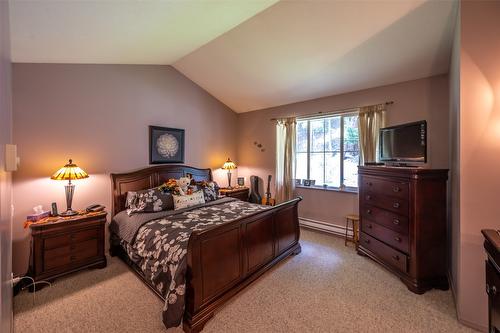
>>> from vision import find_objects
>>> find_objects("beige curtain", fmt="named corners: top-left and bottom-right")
top-left (275, 117), bottom-right (296, 203)
top-left (358, 104), bottom-right (386, 165)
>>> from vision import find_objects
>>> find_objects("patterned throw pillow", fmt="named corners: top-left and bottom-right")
top-left (172, 191), bottom-right (206, 210)
top-left (125, 191), bottom-right (138, 209)
top-left (192, 181), bottom-right (220, 202)
top-left (126, 188), bottom-right (174, 216)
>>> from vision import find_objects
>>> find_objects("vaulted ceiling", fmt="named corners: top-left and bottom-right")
top-left (10, 0), bottom-right (278, 64)
top-left (10, 0), bottom-right (457, 113)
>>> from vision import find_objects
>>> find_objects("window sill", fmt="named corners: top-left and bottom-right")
top-left (295, 185), bottom-right (358, 194)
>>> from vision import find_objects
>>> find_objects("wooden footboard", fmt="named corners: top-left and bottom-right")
top-left (183, 197), bottom-right (302, 333)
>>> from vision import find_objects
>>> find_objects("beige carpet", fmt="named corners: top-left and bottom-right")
top-left (14, 228), bottom-right (476, 333)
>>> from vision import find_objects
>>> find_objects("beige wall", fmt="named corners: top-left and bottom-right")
top-left (0, 0), bottom-right (12, 331)
top-left (11, 64), bottom-right (238, 275)
top-left (457, 1), bottom-right (500, 330)
top-left (236, 75), bottom-right (449, 226)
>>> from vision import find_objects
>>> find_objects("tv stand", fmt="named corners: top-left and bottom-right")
top-left (357, 166), bottom-right (448, 293)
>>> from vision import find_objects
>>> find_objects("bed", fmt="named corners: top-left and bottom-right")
top-left (109, 165), bottom-right (302, 332)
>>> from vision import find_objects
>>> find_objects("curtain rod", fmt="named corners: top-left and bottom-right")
top-left (270, 101), bottom-right (394, 121)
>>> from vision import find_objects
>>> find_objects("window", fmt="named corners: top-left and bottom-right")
top-left (295, 113), bottom-right (359, 190)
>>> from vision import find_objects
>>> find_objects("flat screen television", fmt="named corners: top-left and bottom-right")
top-left (379, 120), bottom-right (427, 164)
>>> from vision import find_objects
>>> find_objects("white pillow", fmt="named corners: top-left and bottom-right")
top-left (173, 191), bottom-right (206, 210)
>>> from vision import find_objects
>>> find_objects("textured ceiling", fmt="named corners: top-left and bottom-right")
top-left (9, 0), bottom-right (278, 64)
top-left (9, 0), bottom-right (457, 113)
top-left (173, 0), bottom-right (457, 112)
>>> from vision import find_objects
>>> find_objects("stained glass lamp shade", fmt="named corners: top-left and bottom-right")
top-left (222, 158), bottom-right (237, 189)
top-left (50, 159), bottom-right (89, 216)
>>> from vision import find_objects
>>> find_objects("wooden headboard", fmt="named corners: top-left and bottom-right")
top-left (110, 165), bottom-right (212, 216)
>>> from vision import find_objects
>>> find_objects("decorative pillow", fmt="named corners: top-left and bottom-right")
top-left (126, 188), bottom-right (174, 216)
top-left (173, 191), bottom-right (206, 210)
top-left (193, 181), bottom-right (220, 202)
top-left (125, 191), bottom-right (138, 208)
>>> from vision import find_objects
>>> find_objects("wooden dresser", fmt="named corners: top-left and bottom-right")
top-left (29, 211), bottom-right (107, 287)
top-left (358, 166), bottom-right (448, 294)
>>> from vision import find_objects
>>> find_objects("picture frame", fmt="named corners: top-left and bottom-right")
top-left (303, 179), bottom-right (311, 186)
top-left (295, 179), bottom-right (302, 186)
top-left (237, 177), bottom-right (245, 186)
top-left (149, 126), bottom-right (185, 164)
top-left (51, 202), bottom-right (58, 217)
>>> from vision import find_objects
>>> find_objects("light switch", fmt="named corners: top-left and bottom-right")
top-left (5, 144), bottom-right (19, 172)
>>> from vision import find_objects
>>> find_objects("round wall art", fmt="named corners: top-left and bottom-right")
top-left (157, 133), bottom-right (179, 158)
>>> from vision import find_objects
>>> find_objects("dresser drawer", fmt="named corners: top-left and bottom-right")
top-left (43, 238), bottom-right (99, 271)
top-left (362, 205), bottom-right (409, 235)
top-left (361, 220), bottom-right (409, 254)
top-left (362, 192), bottom-right (408, 215)
top-left (361, 176), bottom-right (409, 199)
top-left (360, 232), bottom-right (408, 273)
top-left (44, 227), bottom-right (99, 250)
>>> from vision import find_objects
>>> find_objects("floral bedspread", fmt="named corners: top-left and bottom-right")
top-left (124, 199), bottom-right (271, 329)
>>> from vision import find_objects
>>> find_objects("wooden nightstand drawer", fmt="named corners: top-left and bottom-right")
top-left (44, 246), bottom-right (71, 270)
top-left (44, 234), bottom-right (71, 250)
top-left (43, 236), bottom-right (100, 271)
top-left (219, 187), bottom-right (249, 202)
top-left (44, 228), bottom-right (99, 250)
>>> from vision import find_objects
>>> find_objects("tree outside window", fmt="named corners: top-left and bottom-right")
top-left (295, 114), bottom-right (359, 190)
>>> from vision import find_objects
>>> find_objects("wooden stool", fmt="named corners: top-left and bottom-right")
top-left (345, 214), bottom-right (360, 248)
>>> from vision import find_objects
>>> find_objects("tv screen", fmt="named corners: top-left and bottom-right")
top-left (379, 121), bottom-right (427, 163)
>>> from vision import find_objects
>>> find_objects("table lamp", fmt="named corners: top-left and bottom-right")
top-left (222, 158), bottom-right (237, 189)
top-left (50, 159), bottom-right (89, 216)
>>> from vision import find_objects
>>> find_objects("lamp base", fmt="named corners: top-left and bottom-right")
top-left (227, 170), bottom-right (232, 189)
top-left (59, 209), bottom-right (79, 217)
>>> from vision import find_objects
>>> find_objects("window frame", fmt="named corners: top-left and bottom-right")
top-left (295, 111), bottom-right (359, 192)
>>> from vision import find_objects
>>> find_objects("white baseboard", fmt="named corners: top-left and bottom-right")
top-left (299, 217), bottom-right (352, 238)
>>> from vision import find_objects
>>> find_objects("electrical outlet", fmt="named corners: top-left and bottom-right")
top-left (10, 273), bottom-right (21, 287)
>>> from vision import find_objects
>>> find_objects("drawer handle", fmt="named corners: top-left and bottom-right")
top-left (367, 209), bottom-right (372, 215)
top-left (394, 237), bottom-right (402, 242)
top-left (393, 218), bottom-right (400, 225)
top-left (393, 202), bottom-right (400, 209)
top-left (367, 224), bottom-right (372, 229)
top-left (486, 284), bottom-right (497, 296)
top-left (366, 195), bottom-right (372, 200)
top-left (392, 255), bottom-right (400, 261)
top-left (393, 186), bottom-right (401, 193)
top-left (367, 182), bottom-right (373, 186)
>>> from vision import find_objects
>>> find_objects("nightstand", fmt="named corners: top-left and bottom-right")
top-left (28, 210), bottom-right (107, 288)
top-left (219, 187), bottom-right (249, 201)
